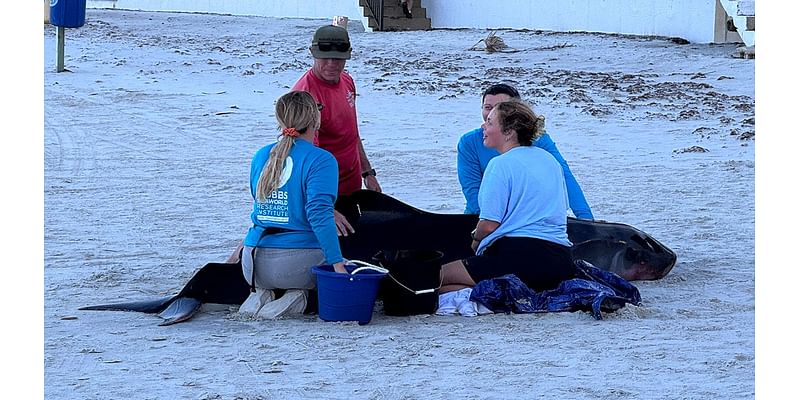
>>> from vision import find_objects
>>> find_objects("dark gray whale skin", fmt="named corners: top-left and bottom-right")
top-left (80, 190), bottom-right (676, 325)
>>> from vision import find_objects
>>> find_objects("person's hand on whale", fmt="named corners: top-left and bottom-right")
top-left (334, 210), bottom-right (355, 237)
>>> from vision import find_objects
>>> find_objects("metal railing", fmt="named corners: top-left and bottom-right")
top-left (364, 0), bottom-right (384, 31)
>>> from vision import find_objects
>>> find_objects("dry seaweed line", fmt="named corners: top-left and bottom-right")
top-left (468, 31), bottom-right (520, 53)
top-left (531, 43), bottom-right (574, 51)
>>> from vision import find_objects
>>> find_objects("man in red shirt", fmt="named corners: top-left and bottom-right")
top-left (292, 24), bottom-right (382, 235)
top-left (226, 25), bottom-right (381, 263)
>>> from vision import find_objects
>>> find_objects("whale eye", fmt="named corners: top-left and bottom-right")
top-left (626, 247), bottom-right (650, 263)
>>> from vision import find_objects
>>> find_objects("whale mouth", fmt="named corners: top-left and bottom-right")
top-left (628, 233), bottom-right (677, 275)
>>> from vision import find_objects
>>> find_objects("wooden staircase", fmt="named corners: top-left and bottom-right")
top-left (360, 0), bottom-right (431, 31)
top-left (718, 0), bottom-right (755, 47)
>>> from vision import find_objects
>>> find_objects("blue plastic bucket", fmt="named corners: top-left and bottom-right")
top-left (312, 264), bottom-right (387, 325)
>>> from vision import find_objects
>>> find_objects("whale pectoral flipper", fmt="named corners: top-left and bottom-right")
top-left (157, 297), bottom-right (202, 326)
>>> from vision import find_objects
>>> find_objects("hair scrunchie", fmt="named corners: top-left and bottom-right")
top-left (282, 127), bottom-right (300, 138)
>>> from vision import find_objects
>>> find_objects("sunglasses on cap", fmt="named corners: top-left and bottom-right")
top-left (316, 42), bottom-right (351, 52)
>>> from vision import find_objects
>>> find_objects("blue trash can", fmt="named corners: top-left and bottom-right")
top-left (50, 0), bottom-right (87, 28)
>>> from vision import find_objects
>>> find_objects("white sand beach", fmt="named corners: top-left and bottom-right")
top-left (16, 4), bottom-right (789, 398)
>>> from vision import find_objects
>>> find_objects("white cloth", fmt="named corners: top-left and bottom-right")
top-left (436, 288), bottom-right (493, 317)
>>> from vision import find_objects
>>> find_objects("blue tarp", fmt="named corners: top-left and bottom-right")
top-left (469, 260), bottom-right (642, 320)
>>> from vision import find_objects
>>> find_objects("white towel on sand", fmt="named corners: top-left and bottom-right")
top-left (436, 288), bottom-right (493, 317)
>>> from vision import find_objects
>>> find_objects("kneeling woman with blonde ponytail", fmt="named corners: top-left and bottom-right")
top-left (239, 91), bottom-right (347, 320)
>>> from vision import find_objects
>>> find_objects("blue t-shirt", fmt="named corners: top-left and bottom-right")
top-left (476, 146), bottom-right (572, 255)
top-left (457, 127), bottom-right (594, 219)
top-left (243, 139), bottom-right (343, 265)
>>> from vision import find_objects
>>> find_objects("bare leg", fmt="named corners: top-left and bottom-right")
top-left (439, 260), bottom-right (477, 294)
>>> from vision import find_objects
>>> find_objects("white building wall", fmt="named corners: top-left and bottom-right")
top-left (420, 0), bottom-right (718, 43)
top-left (89, 0), bottom-right (364, 19)
top-left (86, 0), bottom-right (372, 30)
top-left (88, 0), bottom-right (720, 43)
top-left (87, 0), bottom-right (371, 30)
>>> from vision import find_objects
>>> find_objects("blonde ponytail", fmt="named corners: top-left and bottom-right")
top-left (255, 135), bottom-right (295, 202)
top-left (254, 91), bottom-right (320, 202)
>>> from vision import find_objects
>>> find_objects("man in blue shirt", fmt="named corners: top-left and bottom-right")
top-left (457, 83), bottom-right (594, 219)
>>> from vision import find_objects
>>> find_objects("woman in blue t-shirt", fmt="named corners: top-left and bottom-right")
top-left (239, 91), bottom-right (347, 320)
top-left (441, 100), bottom-right (577, 293)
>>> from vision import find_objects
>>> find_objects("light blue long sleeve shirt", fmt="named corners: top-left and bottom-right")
top-left (457, 127), bottom-right (594, 219)
top-left (244, 140), bottom-right (343, 265)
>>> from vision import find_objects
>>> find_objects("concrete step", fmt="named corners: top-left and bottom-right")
top-left (737, 0), bottom-right (754, 31)
top-left (738, 0), bottom-right (754, 16)
top-left (382, 4), bottom-right (428, 19)
top-left (381, 15), bottom-right (431, 31)
top-left (360, 1), bottom-right (431, 31)
top-left (720, 0), bottom-right (754, 46)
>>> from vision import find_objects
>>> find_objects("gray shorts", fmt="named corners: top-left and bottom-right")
top-left (242, 246), bottom-right (325, 290)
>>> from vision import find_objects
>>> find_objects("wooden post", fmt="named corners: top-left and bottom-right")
top-left (57, 26), bottom-right (65, 72)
